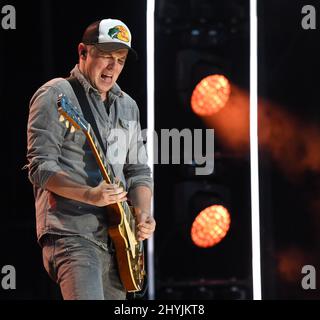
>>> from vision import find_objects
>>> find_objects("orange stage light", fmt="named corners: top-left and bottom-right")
top-left (191, 205), bottom-right (231, 248)
top-left (191, 74), bottom-right (231, 116)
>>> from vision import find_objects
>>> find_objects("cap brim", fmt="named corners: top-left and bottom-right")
top-left (94, 43), bottom-right (138, 59)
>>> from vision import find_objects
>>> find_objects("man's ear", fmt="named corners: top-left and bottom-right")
top-left (78, 43), bottom-right (87, 59)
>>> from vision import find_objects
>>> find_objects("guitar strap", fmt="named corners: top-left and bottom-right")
top-left (67, 77), bottom-right (107, 156)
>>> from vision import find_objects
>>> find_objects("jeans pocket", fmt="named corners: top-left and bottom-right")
top-left (42, 237), bottom-right (58, 282)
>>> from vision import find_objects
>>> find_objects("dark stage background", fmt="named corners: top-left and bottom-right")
top-left (0, 0), bottom-right (320, 300)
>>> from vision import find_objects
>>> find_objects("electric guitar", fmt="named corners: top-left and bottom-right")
top-left (57, 94), bottom-right (145, 292)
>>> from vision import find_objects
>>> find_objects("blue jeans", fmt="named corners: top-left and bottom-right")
top-left (42, 235), bottom-right (126, 300)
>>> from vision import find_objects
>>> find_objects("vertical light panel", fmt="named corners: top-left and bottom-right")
top-left (250, 0), bottom-right (262, 300)
top-left (146, 0), bottom-right (155, 300)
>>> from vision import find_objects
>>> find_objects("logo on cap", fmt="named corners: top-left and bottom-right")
top-left (108, 25), bottom-right (130, 43)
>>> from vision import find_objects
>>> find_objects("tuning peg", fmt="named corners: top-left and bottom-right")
top-left (59, 115), bottom-right (65, 122)
top-left (70, 126), bottom-right (76, 133)
top-left (65, 120), bottom-right (70, 128)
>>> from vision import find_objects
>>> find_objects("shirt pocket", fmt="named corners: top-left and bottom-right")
top-left (118, 118), bottom-right (130, 130)
top-left (106, 118), bottom-right (131, 165)
top-left (117, 118), bottom-right (132, 148)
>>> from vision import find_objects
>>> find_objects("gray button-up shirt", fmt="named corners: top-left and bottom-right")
top-left (26, 65), bottom-right (152, 249)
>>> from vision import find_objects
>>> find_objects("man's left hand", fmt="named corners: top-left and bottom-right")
top-left (134, 210), bottom-right (156, 241)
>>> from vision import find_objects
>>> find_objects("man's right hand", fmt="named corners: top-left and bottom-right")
top-left (85, 180), bottom-right (128, 207)
top-left (45, 172), bottom-right (127, 207)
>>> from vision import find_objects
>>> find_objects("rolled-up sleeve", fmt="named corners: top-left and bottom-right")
top-left (124, 161), bottom-right (153, 193)
top-left (123, 103), bottom-right (153, 193)
top-left (27, 86), bottom-right (66, 189)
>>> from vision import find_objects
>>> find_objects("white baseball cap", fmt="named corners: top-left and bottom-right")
top-left (82, 18), bottom-right (137, 57)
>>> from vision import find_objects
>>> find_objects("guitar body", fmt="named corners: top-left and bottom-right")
top-left (107, 203), bottom-right (145, 292)
top-left (57, 94), bottom-right (146, 292)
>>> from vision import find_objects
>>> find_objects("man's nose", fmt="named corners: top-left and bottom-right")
top-left (107, 59), bottom-right (116, 70)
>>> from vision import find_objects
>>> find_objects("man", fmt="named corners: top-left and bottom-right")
top-left (26, 18), bottom-right (155, 300)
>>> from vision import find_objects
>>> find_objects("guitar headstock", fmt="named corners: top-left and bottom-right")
top-left (57, 94), bottom-right (89, 133)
